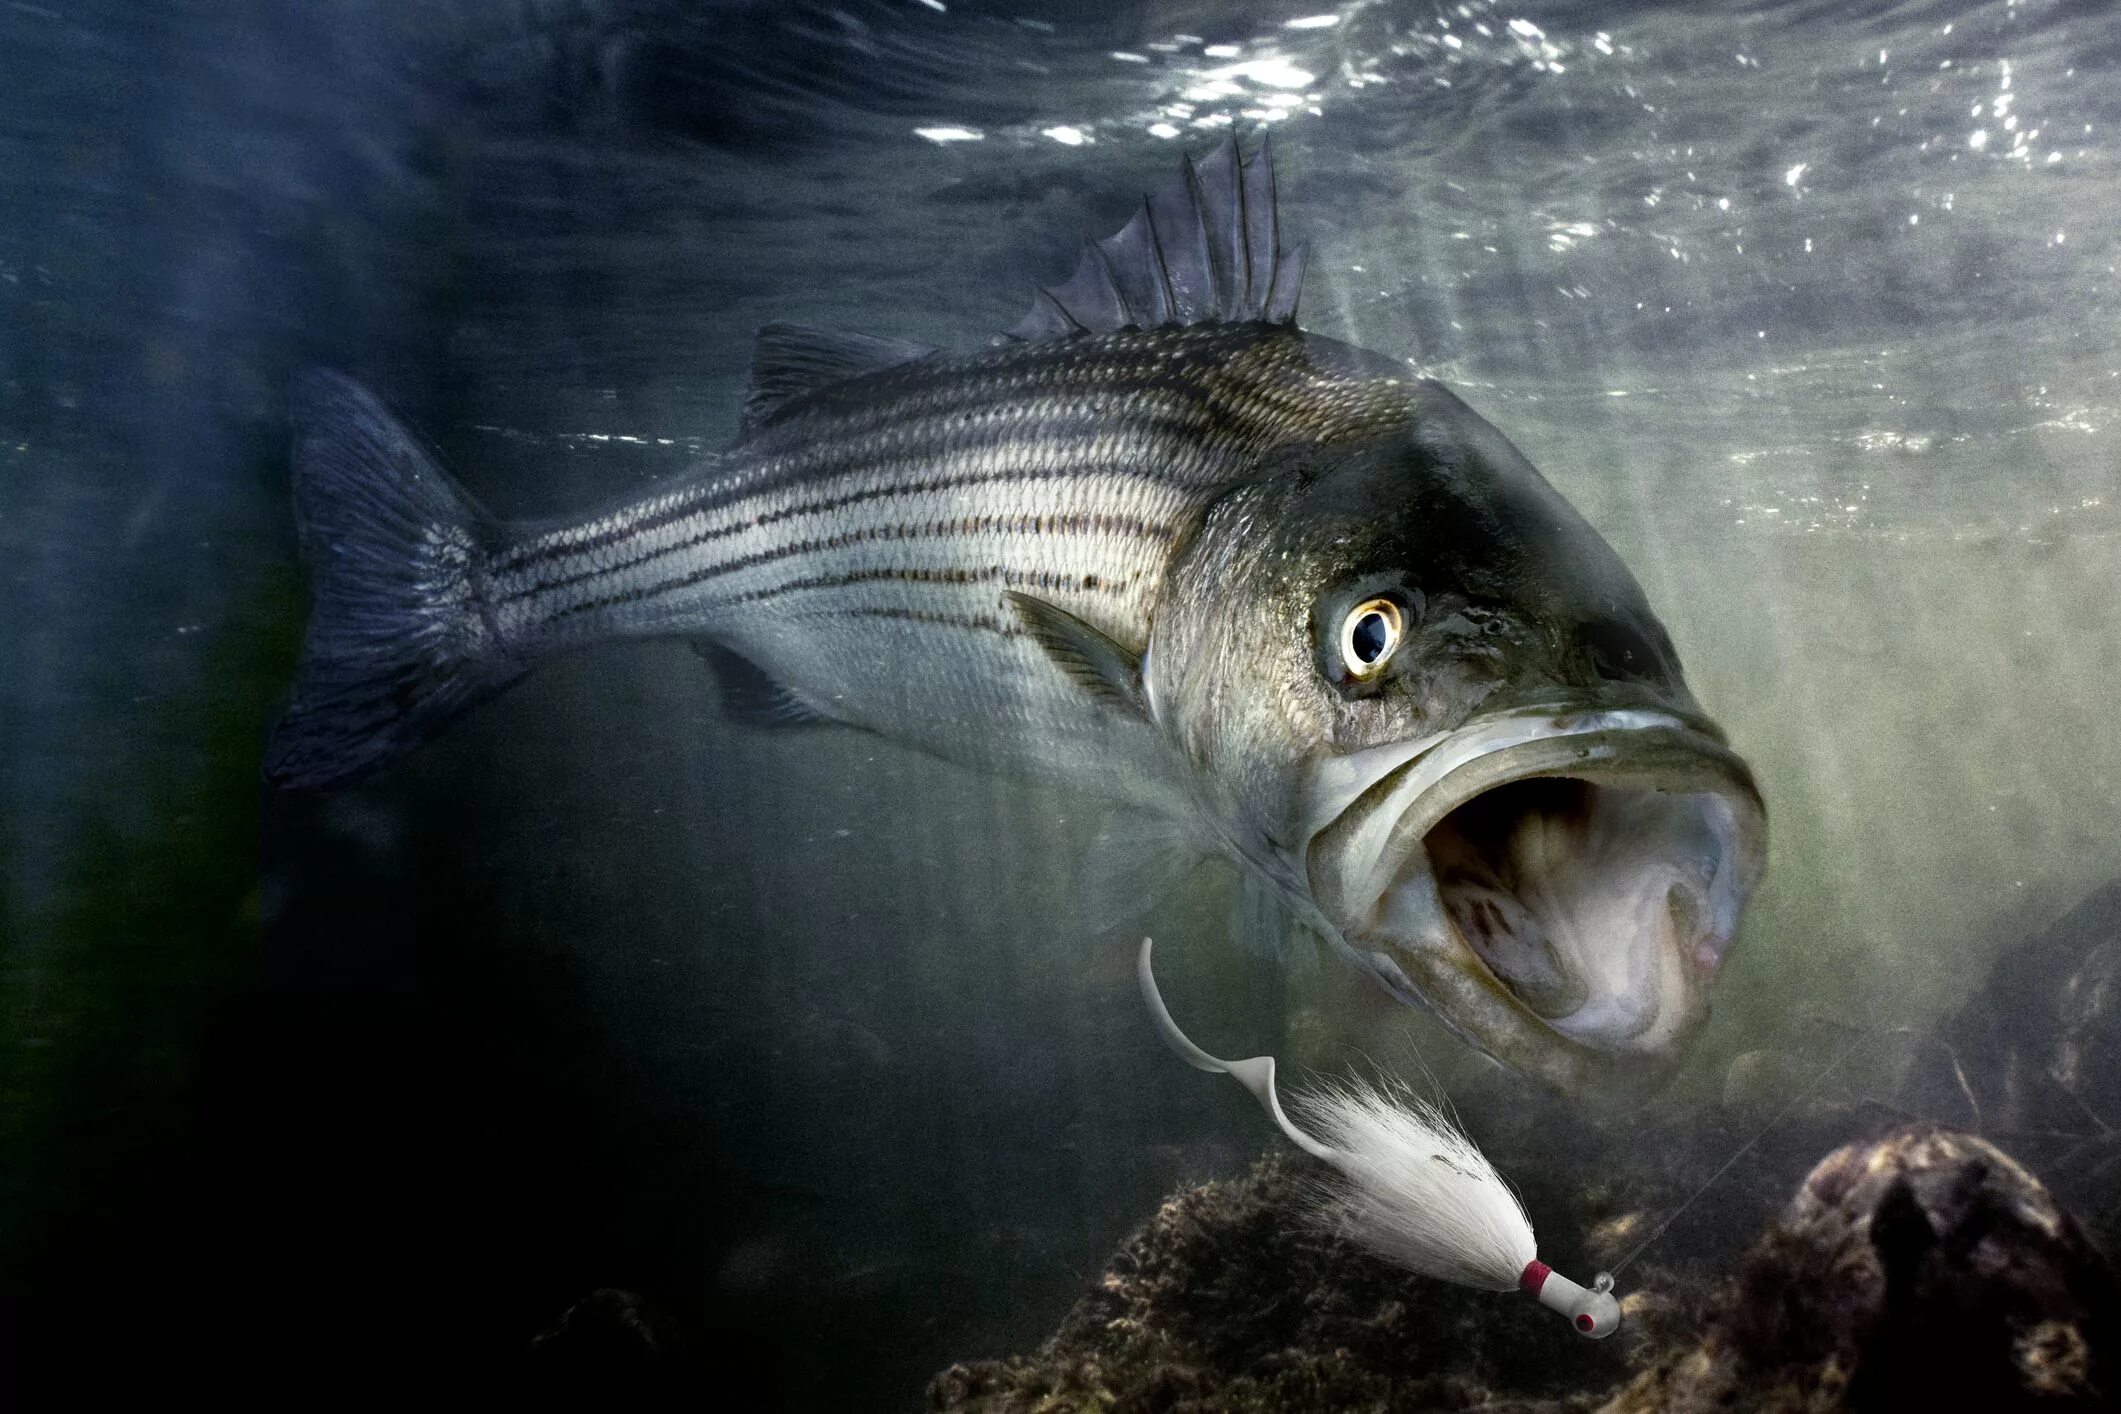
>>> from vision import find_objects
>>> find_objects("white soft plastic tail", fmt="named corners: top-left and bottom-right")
top-left (1135, 937), bottom-right (1334, 1161)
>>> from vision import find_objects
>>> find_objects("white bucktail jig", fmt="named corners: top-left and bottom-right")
top-left (1137, 937), bottom-right (1620, 1339)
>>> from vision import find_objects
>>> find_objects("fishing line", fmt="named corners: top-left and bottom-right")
top-left (1607, 1026), bottom-right (1869, 1276)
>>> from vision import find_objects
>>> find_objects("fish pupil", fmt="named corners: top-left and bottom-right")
top-left (1352, 612), bottom-right (1390, 664)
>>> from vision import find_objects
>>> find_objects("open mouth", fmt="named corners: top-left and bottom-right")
top-left (1424, 775), bottom-right (1738, 1047)
top-left (1305, 709), bottom-right (1766, 1087)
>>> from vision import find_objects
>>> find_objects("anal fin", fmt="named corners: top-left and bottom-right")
top-left (693, 642), bottom-right (835, 729)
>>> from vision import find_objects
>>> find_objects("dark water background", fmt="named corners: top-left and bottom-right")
top-left (4, 0), bottom-right (2119, 1405)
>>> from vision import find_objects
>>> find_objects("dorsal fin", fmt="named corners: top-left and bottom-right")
top-left (1004, 134), bottom-right (1308, 343)
top-left (741, 323), bottom-right (936, 433)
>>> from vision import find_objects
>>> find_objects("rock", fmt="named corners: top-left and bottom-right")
top-left (928, 1150), bottom-right (1663, 1413)
top-left (1603, 1126), bottom-right (2121, 1412)
top-left (933, 1127), bottom-right (2120, 1413)
top-left (1898, 877), bottom-right (2121, 1249)
top-left (1898, 878), bottom-right (2121, 1142)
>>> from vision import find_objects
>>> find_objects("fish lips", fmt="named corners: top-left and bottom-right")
top-left (1303, 708), bottom-right (1766, 1096)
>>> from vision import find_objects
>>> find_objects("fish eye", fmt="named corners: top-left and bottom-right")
top-left (1584, 620), bottom-right (1661, 681)
top-left (1339, 597), bottom-right (1404, 678)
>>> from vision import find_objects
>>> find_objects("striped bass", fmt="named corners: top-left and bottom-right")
top-left (267, 138), bottom-right (1765, 1094)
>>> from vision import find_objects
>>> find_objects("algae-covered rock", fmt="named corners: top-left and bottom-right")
top-left (1898, 879), bottom-right (2121, 1250)
top-left (933, 1127), bottom-right (2120, 1413)
top-left (1604, 1125), bottom-right (2121, 1412)
top-left (1900, 879), bottom-right (2121, 1138)
top-left (928, 1151), bottom-right (1625, 1413)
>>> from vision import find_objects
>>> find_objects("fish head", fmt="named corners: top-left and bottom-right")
top-left (1148, 378), bottom-right (1766, 1095)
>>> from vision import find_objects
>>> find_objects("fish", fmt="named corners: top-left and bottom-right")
top-left (267, 136), bottom-right (1766, 1094)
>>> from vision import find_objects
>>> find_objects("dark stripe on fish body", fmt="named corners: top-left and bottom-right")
top-left (495, 432), bottom-right (1201, 592)
top-left (537, 506), bottom-right (1172, 624)
top-left (500, 440), bottom-right (1206, 599)
top-left (817, 604), bottom-right (1027, 639)
top-left (492, 382), bottom-right (1233, 577)
top-left (722, 563), bottom-right (1132, 611)
top-left (484, 325), bottom-right (1424, 649)
top-left (485, 339), bottom-right (1272, 576)
top-left (499, 446), bottom-right (1204, 609)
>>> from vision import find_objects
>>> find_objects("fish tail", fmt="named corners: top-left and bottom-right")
top-left (265, 370), bottom-right (524, 790)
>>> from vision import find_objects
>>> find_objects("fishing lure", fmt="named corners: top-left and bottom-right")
top-left (1137, 937), bottom-right (1620, 1338)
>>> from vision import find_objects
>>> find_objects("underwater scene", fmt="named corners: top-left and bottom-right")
top-left (6, 0), bottom-right (2121, 1407)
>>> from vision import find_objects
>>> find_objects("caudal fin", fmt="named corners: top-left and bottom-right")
top-left (265, 370), bottom-right (523, 789)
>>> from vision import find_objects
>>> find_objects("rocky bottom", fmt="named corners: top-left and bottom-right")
top-left (927, 1125), bottom-right (2120, 1413)
top-left (519, 882), bottom-right (2121, 1408)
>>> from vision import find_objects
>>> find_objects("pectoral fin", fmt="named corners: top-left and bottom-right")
top-left (1075, 808), bottom-right (1202, 936)
top-left (1004, 591), bottom-right (1149, 719)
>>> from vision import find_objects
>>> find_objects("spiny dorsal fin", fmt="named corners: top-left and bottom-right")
top-left (1003, 591), bottom-right (1148, 719)
top-left (741, 323), bottom-right (936, 433)
top-left (1004, 134), bottom-right (1307, 343)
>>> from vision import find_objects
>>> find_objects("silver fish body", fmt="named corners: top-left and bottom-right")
top-left (463, 324), bottom-right (1410, 810)
top-left (269, 139), bottom-right (1765, 1095)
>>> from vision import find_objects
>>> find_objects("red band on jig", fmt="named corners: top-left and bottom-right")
top-left (1519, 1260), bottom-right (1551, 1295)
